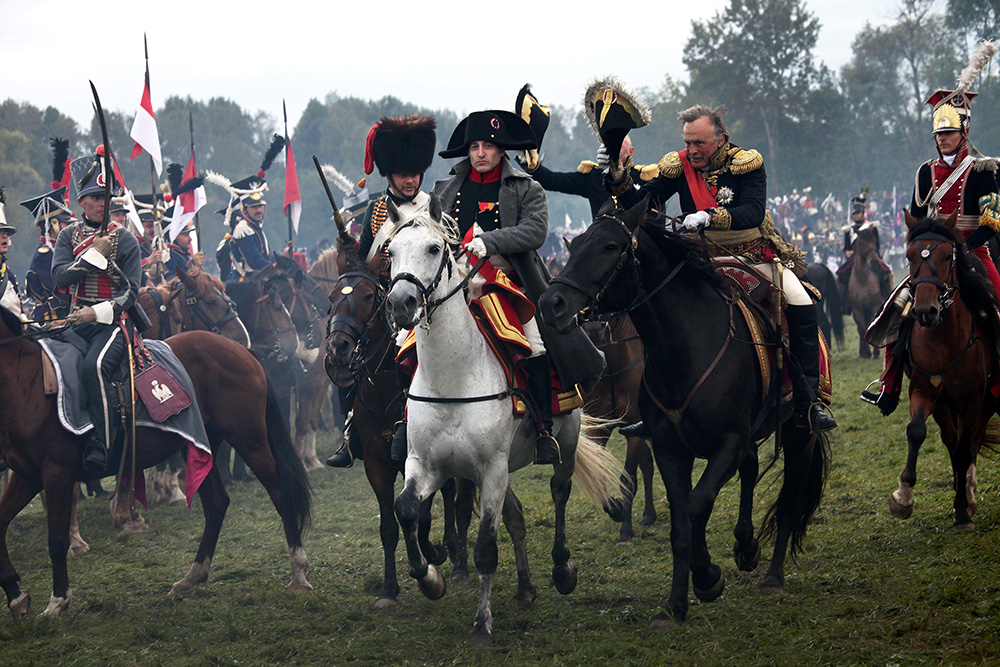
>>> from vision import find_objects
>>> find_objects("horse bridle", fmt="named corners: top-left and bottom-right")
top-left (908, 232), bottom-right (958, 310)
top-left (184, 286), bottom-right (240, 335)
top-left (328, 268), bottom-right (392, 378)
top-left (550, 212), bottom-right (687, 321)
top-left (251, 283), bottom-right (297, 362)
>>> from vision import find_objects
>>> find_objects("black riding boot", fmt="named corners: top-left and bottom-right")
top-left (390, 362), bottom-right (412, 462)
top-left (327, 384), bottom-right (359, 468)
top-left (82, 434), bottom-right (108, 476)
top-left (619, 421), bottom-right (649, 438)
top-left (526, 355), bottom-right (560, 464)
top-left (836, 268), bottom-right (851, 315)
top-left (786, 304), bottom-right (838, 433)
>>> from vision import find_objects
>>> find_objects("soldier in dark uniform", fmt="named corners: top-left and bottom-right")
top-left (836, 190), bottom-right (893, 303)
top-left (0, 188), bottom-right (22, 473)
top-left (21, 186), bottom-right (76, 322)
top-left (51, 149), bottom-right (143, 473)
top-left (861, 60), bottom-right (1000, 415)
top-left (327, 114), bottom-right (438, 468)
top-left (431, 110), bottom-right (605, 463)
top-left (607, 104), bottom-right (837, 433)
top-left (164, 216), bottom-right (195, 277)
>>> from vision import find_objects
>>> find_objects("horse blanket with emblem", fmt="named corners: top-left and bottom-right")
top-left (37, 335), bottom-right (213, 508)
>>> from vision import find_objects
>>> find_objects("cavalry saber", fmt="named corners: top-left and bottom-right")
top-left (89, 80), bottom-right (113, 237)
top-left (312, 154), bottom-right (353, 243)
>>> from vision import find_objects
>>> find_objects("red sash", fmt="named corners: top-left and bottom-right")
top-left (678, 150), bottom-right (718, 211)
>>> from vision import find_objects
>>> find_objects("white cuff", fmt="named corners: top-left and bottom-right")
top-left (81, 247), bottom-right (108, 270)
top-left (92, 301), bottom-right (115, 325)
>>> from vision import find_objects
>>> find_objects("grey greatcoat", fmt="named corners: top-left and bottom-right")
top-left (432, 156), bottom-right (605, 392)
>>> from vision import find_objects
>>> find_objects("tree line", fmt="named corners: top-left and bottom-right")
top-left (0, 0), bottom-right (996, 277)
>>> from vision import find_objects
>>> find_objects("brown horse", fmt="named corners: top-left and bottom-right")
top-left (137, 268), bottom-right (250, 347)
top-left (887, 211), bottom-right (1000, 527)
top-left (324, 245), bottom-right (462, 606)
top-left (0, 315), bottom-right (312, 619)
top-left (581, 315), bottom-right (658, 545)
top-left (849, 226), bottom-right (888, 358)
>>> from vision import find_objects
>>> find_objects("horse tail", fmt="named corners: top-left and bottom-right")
top-left (824, 275), bottom-right (845, 347)
top-left (571, 411), bottom-right (627, 509)
top-left (265, 376), bottom-right (312, 534)
top-left (757, 428), bottom-right (831, 557)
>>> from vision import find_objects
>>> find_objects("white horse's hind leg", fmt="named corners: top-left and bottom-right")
top-left (468, 465), bottom-right (508, 648)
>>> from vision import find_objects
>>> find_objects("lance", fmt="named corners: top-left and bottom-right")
top-left (283, 100), bottom-right (293, 253)
top-left (190, 109), bottom-right (200, 247)
top-left (89, 81), bottom-right (112, 236)
top-left (312, 155), bottom-right (353, 245)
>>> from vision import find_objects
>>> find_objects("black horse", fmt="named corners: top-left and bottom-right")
top-left (539, 198), bottom-right (830, 629)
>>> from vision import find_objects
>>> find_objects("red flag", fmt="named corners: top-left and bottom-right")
top-left (169, 151), bottom-right (207, 244)
top-left (128, 71), bottom-right (162, 174)
top-left (283, 139), bottom-right (301, 233)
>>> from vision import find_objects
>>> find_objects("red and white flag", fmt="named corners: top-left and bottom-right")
top-left (169, 152), bottom-right (207, 248)
top-left (284, 139), bottom-right (301, 233)
top-left (128, 69), bottom-right (162, 175)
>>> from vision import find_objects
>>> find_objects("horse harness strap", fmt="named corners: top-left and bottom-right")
top-left (909, 232), bottom-right (958, 309)
top-left (406, 387), bottom-right (517, 404)
top-left (642, 300), bottom-right (736, 425)
top-left (907, 309), bottom-right (986, 390)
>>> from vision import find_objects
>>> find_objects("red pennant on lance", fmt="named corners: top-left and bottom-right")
top-left (128, 71), bottom-right (162, 174)
top-left (284, 139), bottom-right (302, 233)
top-left (677, 150), bottom-right (718, 211)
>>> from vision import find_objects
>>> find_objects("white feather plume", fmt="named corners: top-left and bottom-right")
top-left (957, 40), bottom-right (997, 95)
top-left (204, 170), bottom-right (233, 192)
top-left (321, 164), bottom-right (356, 196)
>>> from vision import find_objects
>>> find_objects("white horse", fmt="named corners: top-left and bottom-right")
top-left (384, 195), bottom-right (621, 647)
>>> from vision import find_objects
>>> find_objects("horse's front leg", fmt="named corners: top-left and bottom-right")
top-left (688, 435), bottom-right (742, 604)
top-left (364, 453), bottom-right (401, 606)
top-left (946, 407), bottom-right (983, 529)
top-left (0, 471), bottom-right (42, 619)
top-left (467, 464), bottom-right (508, 648)
top-left (635, 436), bottom-right (658, 528)
top-left (549, 461), bottom-right (578, 595)
top-left (649, 443), bottom-right (695, 630)
top-left (40, 469), bottom-right (76, 617)
top-left (733, 447), bottom-right (760, 572)
top-left (889, 391), bottom-right (933, 519)
top-left (394, 466), bottom-right (446, 602)
top-left (500, 485), bottom-right (536, 607)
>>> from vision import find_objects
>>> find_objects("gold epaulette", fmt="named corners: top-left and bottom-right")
top-left (658, 152), bottom-right (682, 178)
top-left (577, 160), bottom-right (598, 174)
top-left (729, 149), bottom-right (763, 175)
top-left (973, 156), bottom-right (999, 173)
top-left (636, 164), bottom-right (660, 181)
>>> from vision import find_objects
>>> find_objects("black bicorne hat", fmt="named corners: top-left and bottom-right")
top-left (439, 110), bottom-right (536, 159)
top-left (515, 84), bottom-right (550, 149)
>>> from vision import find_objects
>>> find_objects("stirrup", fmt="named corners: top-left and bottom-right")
top-left (534, 432), bottom-right (561, 465)
top-left (859, 379), bottom-right (884, 405)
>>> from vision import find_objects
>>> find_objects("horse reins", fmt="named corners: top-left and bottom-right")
top-left (908, 232), bottom-right (958, 311)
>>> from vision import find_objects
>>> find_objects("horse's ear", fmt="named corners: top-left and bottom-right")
top-left (621, 194), bottom-right (652, 231)
top-left (944, 209), bottom-right (959, 230)
top-left (386, 197), bottom-right (402, 225)
top-left (904, 209), bottom-right (918, 231)
top-left (563, 236), bottom-right (571, 252)
top-left (428, 193), bottom-right (443, 223)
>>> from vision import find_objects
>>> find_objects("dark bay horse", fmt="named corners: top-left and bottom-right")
top-left (887, 211), bottom-right (1000, 527)
top-left (539, 199), bottom-right (830, 629)
top-left (0, 315), bottom-right (312, 619)
top-left (138, 267), bottom-right (249, 346)
top-left (805, 263), bottom-right (845, 350)
top-left (324, 244), bottom-right (459, 606)
top-left (849, 226), bottom-right (888, 358)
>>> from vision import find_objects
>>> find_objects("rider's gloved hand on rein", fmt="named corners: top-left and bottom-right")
top-left (66, 306), bottom-right (97, 325)
top-left (682, 211), bottom-right (711, 232)
top-left (92, 236), bottom-right (113, 257)
top-left (467, 237), bottom-right (488, 258)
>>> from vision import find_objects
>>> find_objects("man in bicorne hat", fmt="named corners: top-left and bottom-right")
top-left (861, 47), bottom-right (1000, 414)
top-left (606, 104), bottom-right (837, 434)
top-left (327, 114), bottom-right (437, 468)
top-left (51, 148), bottom-right (143, 473)
top-left (431, 110), bottom-right (605, 464)
top-left (21, 186), bottom-right (76, 322)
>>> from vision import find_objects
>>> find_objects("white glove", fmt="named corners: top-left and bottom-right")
top-left (682, 211), bottom-right (711, 231)
top-left (595, 144), bottom-right (611, 170)
top-left (467, 237), bottom-right (488, 258)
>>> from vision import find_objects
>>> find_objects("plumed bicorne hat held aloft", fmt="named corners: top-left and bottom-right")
top-left (205, 133), bottom-right (285, 226)
top-left (514, 84), bottom-right (550, 171)
top-left (439, 110), bottom-right (536, 159)
top-left (582, 75), bottom-right (651, 167)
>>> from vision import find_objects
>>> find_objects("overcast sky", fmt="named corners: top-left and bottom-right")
top-left (3, 0), bottom-right (904, 132)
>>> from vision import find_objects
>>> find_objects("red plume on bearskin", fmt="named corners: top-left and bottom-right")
top-left (50, 137), bottom-right (71, 190)
top-left (259, 134), bottom-right (286, 177)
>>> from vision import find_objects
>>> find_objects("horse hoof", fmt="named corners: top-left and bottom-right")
top-left (648, 611), bottom-right (677, 632)
top-left (466, 627), bottom-right (492, 648)
top-left (417, 565), bottom-right (447, 600)
top-left (40, 591), bottom-right (71, 618)
top-left (968, 503), bottom-right (978, 518)
top-left (693, 565), bottom-right (725, 603)
top-left (616, 539), bottom-right (634, 548)
top-left (374, 597), bottom-right (396, 609)
top-left (552, 562), bottom-right (578, 595)
top-left (734, 540), bottom-right (761, 572)
top-left (888, 495), bottom-right (913, 519)
top-left (8, 592), bottom-right (30, 620)
top-left (514, 586), bottom-right (537, 609)
top-left (287, 579), bottom-right (313, 591)
top-left (121, 518), bottom-right (148, 534)
top-left (68, 540), bottom-right (91, 557)
top-left (953, 520), bottom-right (975, 531)
top-left (759, 584), bottom-right (785, 595)
top-left (639, 512), bottom-right (657, 527)
top-left (170, 560), bottom-right (211, 596)
top-left (450, 569), bottom-right (469, 584)
top-left (428, 544), bottom-right (448, 567)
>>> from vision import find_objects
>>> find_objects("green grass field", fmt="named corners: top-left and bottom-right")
top-left (2, 323), bottom-right (1000, 666)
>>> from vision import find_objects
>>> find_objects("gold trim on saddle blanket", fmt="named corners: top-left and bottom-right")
top-left (705, 211), bottom-right (806, 276)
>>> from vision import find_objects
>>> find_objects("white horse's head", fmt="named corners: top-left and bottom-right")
top-left (385, 194), bottom-right (467, 330)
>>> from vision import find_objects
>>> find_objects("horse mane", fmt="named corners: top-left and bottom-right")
top-left (190, 267), bottom-right (226, 294)
top-left (638, 222), bottom-right (735, 296)
top-left (309, 248), bottom-right (339, 282)
top-left (908, 216), bottom-right (1000, 341)
top-left (385, 209), bottom-right (469, 278)
top-left (0, 305), bottom-right (24, 336)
